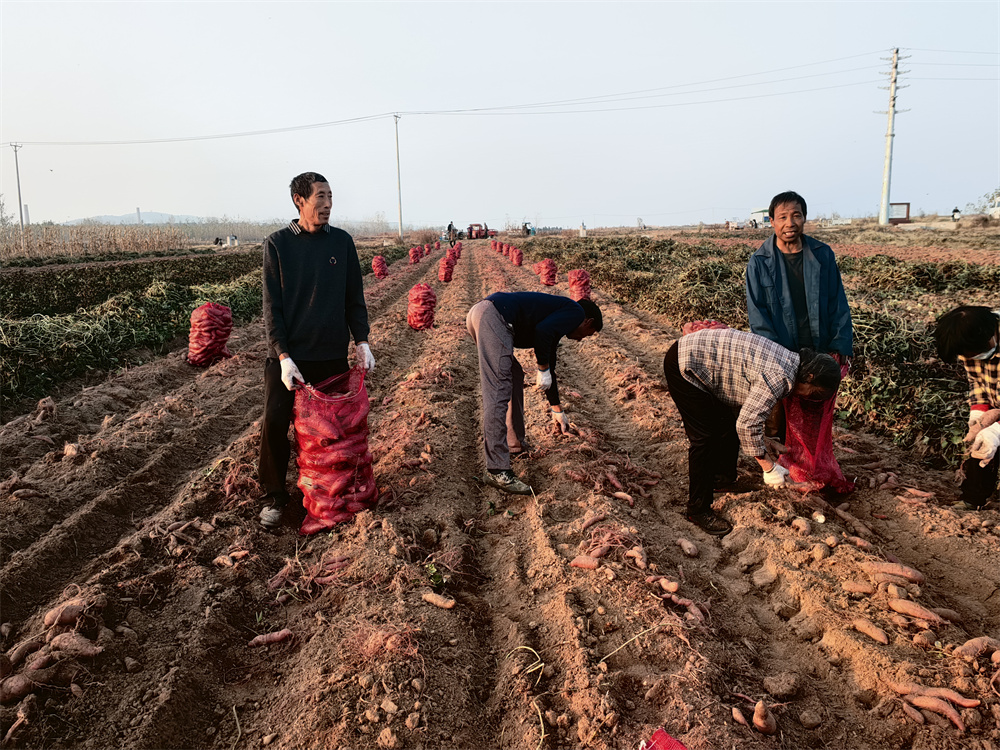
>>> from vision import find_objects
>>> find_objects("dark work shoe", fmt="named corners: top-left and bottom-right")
top-left (686, 511), bottom-right (733, 537)
top-left (484, 469), bottom-right (533, 495)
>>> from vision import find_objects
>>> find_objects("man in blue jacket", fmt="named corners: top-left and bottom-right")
top-left (746, 191), bottom-right (853, 442)
top-left (466, 292), bottom-right (602, 494)
top-left (746, 191), bottom-right (852, 359)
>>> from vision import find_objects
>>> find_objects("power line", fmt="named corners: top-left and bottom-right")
top-left (903, 48), bottom-right (1000, 55)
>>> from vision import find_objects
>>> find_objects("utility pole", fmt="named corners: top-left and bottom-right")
top-left (394, 114), bottom-right (403, 243)
top-left (11, 143), bottom-right (25, 254)
top-left (878, 48), bottom-right (909, 226)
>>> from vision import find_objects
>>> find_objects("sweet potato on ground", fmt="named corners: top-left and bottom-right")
top-left (904, 695), bottom-right (964, 732)
top-left (953, 636), bottom-right (1000, 660)
top-left (852, 619), bottom-right (889, 645)
top-left (860, 561), bottom-right (925, 584)
top-left (248, 629), bottom-right (294, 647)
top-left (886, 599), bottom-right (945, 625)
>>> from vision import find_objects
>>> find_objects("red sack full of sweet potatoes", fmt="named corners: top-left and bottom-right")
top-left (186, 302), bottom-right (233, 366)
top-left (293, 367), bottom-right (378, 535)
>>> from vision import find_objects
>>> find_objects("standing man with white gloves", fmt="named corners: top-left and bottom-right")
top-left (663, 328), bottom-right (841, 536)
top-left (934, 305), bottom-right (1000, 511)
top-left (258, 172), bottom-right (375, 529)
top-left (466, 291), bottom-right (602, 494)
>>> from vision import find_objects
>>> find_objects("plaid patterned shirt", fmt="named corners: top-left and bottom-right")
top-left (960, 310), bottom-right (1000, 411)
top-left (678, 328), bottom-right (799, 456)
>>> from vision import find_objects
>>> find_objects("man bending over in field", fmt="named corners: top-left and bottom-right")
top-left (258, 172), bottom-right (375, 529)
top-left (466, 292), bottom-right (602, 495)
top-left (664, 328), bottom-right (841, 536)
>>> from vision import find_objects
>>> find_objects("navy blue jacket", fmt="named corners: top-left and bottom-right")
top-left (745, 235), bottom-right (853, 357)
top-left (487, 292), bottom-right (584, 406)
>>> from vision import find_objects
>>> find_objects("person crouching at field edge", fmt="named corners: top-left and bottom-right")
top-left (934, 305), bottom-right (1000, 511)
top-left (663, 328), bottom-right (841, 537)
top-left (466, 292), bottom-right (602, 495)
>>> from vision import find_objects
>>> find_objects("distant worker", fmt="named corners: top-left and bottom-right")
top-left (447, 221), bottom-right (457, 248)
top-left (934, 305), bottom-right (1000, 511)
top-left (664, 329), bottom-right (842, 536)
top-left (746, 191), bottom-right (852, 445)
top-left (258, 172), bottom-right (376, 529)
top-left (953, 207), bottom-right (962, 222)
top-left (466, 292), bottom-right (602, 495)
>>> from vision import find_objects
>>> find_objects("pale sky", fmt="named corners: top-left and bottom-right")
top-left (1, 1), bottom-right (998, 228)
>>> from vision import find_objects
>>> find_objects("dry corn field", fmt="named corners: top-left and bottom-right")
top-left (1, 234), bottom-right (999, 750)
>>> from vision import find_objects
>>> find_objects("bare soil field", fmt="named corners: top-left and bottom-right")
top-left (1, 241), bottom-right (998, 750)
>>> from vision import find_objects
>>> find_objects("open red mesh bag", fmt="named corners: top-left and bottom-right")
top-left (407, 283), bottom-right (437, 330)
top-left (371, 255), bottom-right (389, 279)
top-left (567, 269), bottom-right (591, 300)
top-left (511, 248), bottom-right (523, 266)
top-left (681, 319), bottom-right (729, 335)
top-left (453, 242), bottom-right (462, 258)
top-left (779, 363), bottom-right (854, 494)
top-left (186, 302), bottom-right (233, 366)
top-left (408, 247), bottom-right (420, 264)
top-left (293, 367), bottom-right (377, 535)
top-left (438, 257), bottom-right (454, 282)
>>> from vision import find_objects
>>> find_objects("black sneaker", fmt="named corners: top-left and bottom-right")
top-left (483, 469), bottom-right (533, 495)
top-left (686, 511), bottom-right (733, 537)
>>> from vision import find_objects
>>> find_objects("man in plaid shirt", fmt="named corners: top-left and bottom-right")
top-left (935, 306), bottom-right (1000, 510)
top-left (664, 328), bottom-right (842, 536)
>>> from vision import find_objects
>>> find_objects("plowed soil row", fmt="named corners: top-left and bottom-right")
top-left (1, 242), bottom-right (998, 750)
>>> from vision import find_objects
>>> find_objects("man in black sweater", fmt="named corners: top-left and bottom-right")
top-left (258, 172), bottom-right (374, 528)
top-left (466, 291), bottom-right (602, 494)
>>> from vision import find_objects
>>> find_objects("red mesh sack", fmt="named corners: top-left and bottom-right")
top-left (434, 241), bottom-right (440, 250)
top-left (186, 302), bottom-right (233, 366)
top-left (423, 244), bottom-right (431, 256)
top-left (407, 283), bottom-right (437, 330)
top-left (409, 247), bottom-right (420, 264)
top-left (490, 240), bottom-right (497, 251)
top-left (779, 381), bottom-right (854, 494)
top-left (372, 255), bottom-right (389, 279)
top-left (455, 241), bottom-right (462, 254)
top-left (567, 269), bottom-right (591, 300)
top-left (438, 257), bottom-right (454, 282)
top-left (681, 319), bottom-right (729, 335)
top-left (511, 248), bottom-right (523, 266)
top-left (293, 367), bottom-right (377, 535)
top-left (640, 728), bottom-right (689, 750)
top-left (538, 258), bottom-right (557, 286)
top-left (502, 243), bottom-right (510, 257)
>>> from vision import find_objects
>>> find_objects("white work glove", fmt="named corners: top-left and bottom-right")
top-left (551, 408), bottom-right (570, 434)
top-left (357, 342), bottom-right (376, 372)
top-left (279, 357), bottom-right (304, 391)
top-left (969, 411), bottom-right (982, 428)
top-left (970, 422), bottom-right (1000, 466)
top-left (536, 368), bottom-right (553, 390)
top-left (762, 462), bottom-right (790, 487)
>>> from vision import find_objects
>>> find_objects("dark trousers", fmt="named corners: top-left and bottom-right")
top-left (258, 357), bottom-right (349, 502)
top-left (663, 344), bottom-right (740, 516)
top-left (960, 452), bottom-right (1000, 508)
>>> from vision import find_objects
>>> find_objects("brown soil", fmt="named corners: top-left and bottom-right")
top-left (1, 242), bottom-right (998, 750)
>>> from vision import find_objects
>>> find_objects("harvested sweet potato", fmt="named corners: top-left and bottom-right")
top-left (0, 654), bottom-right (10, 680)
top-left (900, 701), bottom-right (925, 725)
top-left (43, 600), bottom-right (86, 628)
top-left (0, 661), bottom-right (79, 704)
top-left (842, 581), bottom-right (875, 595)
top-left (860, 561), bottom-right (925, 584)
top-left (904, 694), bottom-right (964, 732)
top-left (6, 639), bottom-right (43, 669)
top-left (421, 593), bottom-right (456, 610)
top-left (49, 632), bottom-right (103, 659)
top-left (248, 629), bottom-right (294, 647)
top-left (930, 608), bottom-right (962, 623)
top-left (953, 636), bottom-right (1000, 660)
top-left (753, 700), bottom-right (777, 734)
top-left (732, 707), bottom-right (749, 726)
top-left (570, 555), bottom-right (600, 570)
top-left (887, 599), bottom-right (945, 624)
top-left (852, 619), bottom-right (889, 645)
top-left (676, 538), bottom-right (699, 558)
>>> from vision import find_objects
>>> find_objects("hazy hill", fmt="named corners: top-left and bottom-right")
top-left (64, 212), bottom-right (204, 225)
